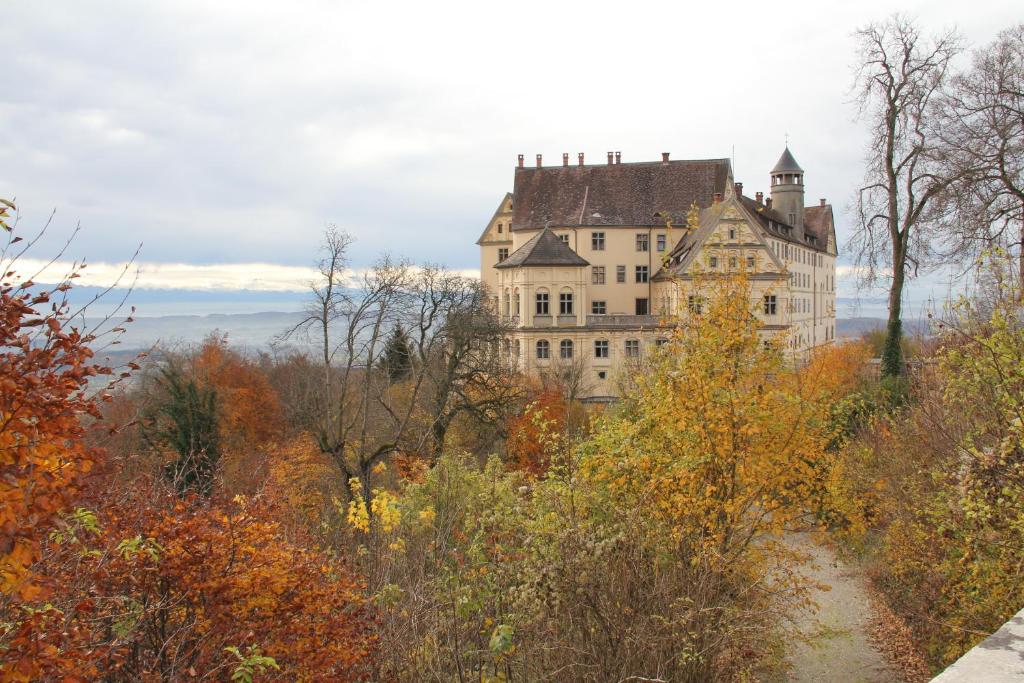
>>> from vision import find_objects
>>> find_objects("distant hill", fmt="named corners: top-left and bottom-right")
top-left (837, 317), bottom-right (931, 339)
top-left (86, 311), bottom-right (310, 353)
top-left (89, 311), bottom-right (931, 355)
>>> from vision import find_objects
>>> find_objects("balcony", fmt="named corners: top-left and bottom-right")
top-left (586, 314), bottom-right (662, 329)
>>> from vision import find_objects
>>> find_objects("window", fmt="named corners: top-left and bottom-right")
top-left (592, 231), bottom-right (605, 250)
top-left (635, 298), bottom-right (649, 315)
top-left (746, 256), bottom-right (755, 269)
top-left (559, 339), bottom-right (573, 359)
top-left (635, 265), bottom-right (649, 283)
top-left (591, 266), bottom-right (605, 284)
top-left (497, 223), bottom-right (503, 233)
top-left (729, 256), bottom-right (737, 269)
top-left (591, 300), bottom-right (606, 315)
top-left (656, 234), bottom-right (667, 251)
top-left (535, 291), bottom-right (549, 315)
top-left (559, 291), bottom-right (574, 315)
top-left (655, 338), bottom-right (669, 347)
top-left (728, 227), bottom-right (736, 240)
top-left (688, 295), bottom-right (703, 315)
top-left (636, 233), bottom-right (649, 252)
top-left (594, 340), bottom-right (609, 358)
top-left (616, 265), bottom-right (626, 283)
top-left (597, 370), bottom-right (607, 380)
top-left (709, 256), bottom-right (718, 269)
top-left (498, 247), bottom-right (509, 262)
top-left (764, 294), bottom-right (777, 316)
top-left (625, 339), bottom-right (640, 358)
top-left (536, 339), bottom-right (550, 359)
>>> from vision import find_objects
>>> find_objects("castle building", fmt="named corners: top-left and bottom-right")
top-left (476, 148), bottom-right (838, 400)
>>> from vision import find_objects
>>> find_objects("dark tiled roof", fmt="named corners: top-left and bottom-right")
top-left (804, 205), bottom-right (835, 253)
top-left (771, 147), bottom-right (803, 173)
top-left (738, 196), bottom-right (829, 253)
top-left (494, 227), bottom-right (590, 269)
top-left (510, 159), bottom-right (731, 230)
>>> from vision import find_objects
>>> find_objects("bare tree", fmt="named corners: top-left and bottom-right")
top-left (938, 24), bottom-right (1024, 280)
top-left (419, 272), bottom-right (521, 458)
top-left (283, 228), bottom-right (520, 513)
top-left (850, 16), bottom-right (963, 378)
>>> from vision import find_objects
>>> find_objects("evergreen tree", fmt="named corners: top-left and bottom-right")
top-left (380, 324), bottom-right (413, 382)
top-left (144, 365), bottom-right (221, 495)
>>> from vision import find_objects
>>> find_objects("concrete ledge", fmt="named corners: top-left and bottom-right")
top-left (932, 609), bottom-right (1024, 682)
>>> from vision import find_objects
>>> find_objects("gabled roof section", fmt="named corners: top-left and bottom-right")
top-left (494, 227), bottom-right (590, 269)
top-left (476, 192), bottom-right (513, 245)
top-left (804, 205), bottom-right (837, 256)
top-left (771, 147), bottom-right (803, 174)
top-left (738, 196), bottom-right (829, 253)
top-left (654, 196), bottom-right (789, 280)
top-left (511, 158), bottom-right (732, 230)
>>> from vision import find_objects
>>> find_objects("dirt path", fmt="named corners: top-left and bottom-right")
top-left (782, 533), bottom-right (904, 683)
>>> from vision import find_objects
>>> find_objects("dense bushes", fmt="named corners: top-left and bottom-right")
top-left (834, 282), bottom-right (1024, 669)
top-left (347, 275), bottom-right (852, 682)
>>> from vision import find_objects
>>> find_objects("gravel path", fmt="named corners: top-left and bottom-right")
top-left (782, 533), bottom-right (903, 683)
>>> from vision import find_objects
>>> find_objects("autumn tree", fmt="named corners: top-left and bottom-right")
top-left (504, 389), bottom-right (566, 476)
top-left (0, 199), bottom-right (129, 600)
top-left (851, 16), bottom-right (963, 378)
top-left (189, 334), bottom-right (283, 451)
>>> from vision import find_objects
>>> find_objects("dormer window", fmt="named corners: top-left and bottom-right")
top-left (497, 223), bottom-right (503, 233)
top-left (558, 234), bottom-right (569, 244)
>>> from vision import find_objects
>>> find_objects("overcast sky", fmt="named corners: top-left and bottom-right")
top-left (1, 0), bottom-right (1019, 314)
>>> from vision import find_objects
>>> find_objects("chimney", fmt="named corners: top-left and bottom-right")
top-left (607, 151), bottom-right (614, 165)
top-left (562, 153), bottom-right (569, 167)
top-left (615, 151), bottom-right (621, 164)
top-left (536, 154), bottom-right (542, 168)
top-left (766, 197), bottom-right (773, 209)
top-left (820, 198), bottom-right (826, 207)
top-left (517, 154), bottom-right (524, 168)
top-left (713, 192), bottom-right (723, 204)
top-left (578, 152), bottom-right (585, 166)
top-left (662, 152), bottom-right (670, 163)
top-left (734, 182), bottom-right (743, 197)
top-left (756, 191), bottom-right (763, 204)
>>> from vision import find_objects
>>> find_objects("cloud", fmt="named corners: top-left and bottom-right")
top-left (13, 258), bottom-right (481, 293)
top-left (1, 1), bottom-right (1018, 287)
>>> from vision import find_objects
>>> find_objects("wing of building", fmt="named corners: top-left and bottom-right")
top-left (477, 149), bottom-right (838, 401)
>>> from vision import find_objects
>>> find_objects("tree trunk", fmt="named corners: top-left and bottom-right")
top-left (881, 260), bottom-right (905, 378)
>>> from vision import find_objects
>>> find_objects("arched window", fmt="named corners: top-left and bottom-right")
top-left (536, 339), bottom-right (550, 359)
top-left (513, 288), bottom-right (521, 316)
top-left (559, 339), bottom-right (573, 359)
top-left (535, 288), bottom-right (550, 315)
top-left (559, 288), bottom-right (574, 315)
top-left (503, 291), bottom-right (510, 317)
